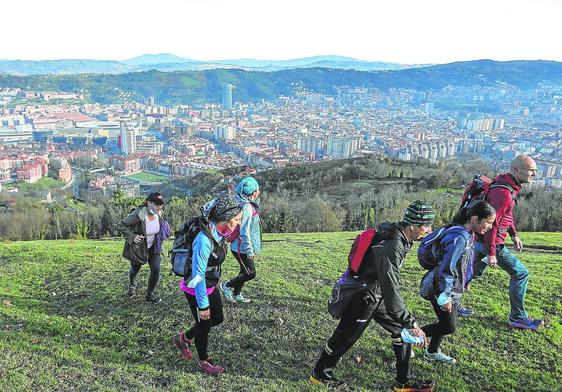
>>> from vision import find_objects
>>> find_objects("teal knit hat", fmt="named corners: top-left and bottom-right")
top-left (403, 200), bottom-right (435, 226)
top-left (236, 176), bottom-right (259, 196)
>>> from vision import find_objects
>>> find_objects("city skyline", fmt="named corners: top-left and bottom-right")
top-left (2, 0), bottom-right (562, 64)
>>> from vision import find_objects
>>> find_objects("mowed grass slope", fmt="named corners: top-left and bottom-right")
top-left (0, 232), bottom-right (560, 392)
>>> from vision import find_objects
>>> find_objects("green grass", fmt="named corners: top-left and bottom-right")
top-left (6, 177), bottom-right (64, 191)
top-left (124, 172), bottom-right (170, 183)
top-left (0, 232), bottom-right (560, 391)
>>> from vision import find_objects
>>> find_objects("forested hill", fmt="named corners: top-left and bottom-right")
top-left (1, 60), bottom-right (561, 105)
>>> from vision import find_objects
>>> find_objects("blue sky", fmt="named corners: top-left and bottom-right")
top-left (3, 0), bottom-right (562, 63)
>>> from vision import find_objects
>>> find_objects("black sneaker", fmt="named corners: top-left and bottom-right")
top-left (145, 293), bottom-right (162, 304)
top-left (393, 378), bottom-right (435, 392)
top-left (309, 370), bottom-right (347, 389)
top-left (127, 283), bottom-right (137, 299)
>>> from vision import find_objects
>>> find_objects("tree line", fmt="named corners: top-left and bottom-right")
top-left (1, 156), bottom-right (561, 241)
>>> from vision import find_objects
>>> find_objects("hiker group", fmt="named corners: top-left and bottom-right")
top-left (119, 155), bottom-right (543, 392)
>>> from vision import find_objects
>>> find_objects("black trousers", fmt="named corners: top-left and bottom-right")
top-left (185, 288), bottom-right (224, 360)
top-left (421, 301), bottom-right (458, 353)
top-left (226, 250), bottom-right (256, 295)
top-left (129, 246), bottom-right (160, 295)
top-left (314, 289), bottom-right (413, 383)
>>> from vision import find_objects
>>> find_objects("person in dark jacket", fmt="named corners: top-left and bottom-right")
top-left (458, 155), bottom-right (544, 330)
top-left (172, 194), bottom-right (242, 375)
top-left (311, 201), bottom-right (436, 392)
top-left (419, 201), bottom-right (496, 365)
top-left (119, 192), bottom-right (171, 303)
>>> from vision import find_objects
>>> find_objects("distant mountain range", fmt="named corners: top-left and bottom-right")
top-left (1, 60), bottom-right (561, 106)
top-left (0, 53), bottom-right (421, 75)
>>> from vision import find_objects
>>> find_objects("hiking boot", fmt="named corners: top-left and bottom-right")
top-left (197, 358), bottom-right (225, 375)
top-left (423, 349), bottom-right (457, 365)
top-left (127, 282), bottom-right (137, 299)
top-left (456, 304), bottom-right (474, 317)
top-left (220, 282), bottom-right (236, 303)
top-left (507, 315), bottom-right (544, 331)
top-left (172, 332), bottom-right (193, 360)
top-left (233, 293), bottom-right (251, 304)
top-left (145, 293), bottom-right (162, 304)
top-left (309, 370), bottom-right (347, 389)
top-left (393, 378), bottom-right (435, 392)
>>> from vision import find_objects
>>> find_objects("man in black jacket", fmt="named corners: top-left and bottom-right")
top-left (311, 201), bottom-right (436, 392)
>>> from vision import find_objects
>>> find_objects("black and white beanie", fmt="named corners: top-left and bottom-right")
top-left (201, 193), bottom-right (242, 222)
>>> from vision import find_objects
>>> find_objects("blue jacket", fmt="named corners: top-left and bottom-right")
top-left (435, 226), bottom-right (473, 298)
top-left (230, 196), bottom-right (261, 257)
top-left (187, 223), bottom-right (225, 309)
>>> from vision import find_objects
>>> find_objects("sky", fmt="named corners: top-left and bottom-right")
top-left (3, 0), bottom-right (562, 64)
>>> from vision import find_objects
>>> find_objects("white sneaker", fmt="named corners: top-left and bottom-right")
top-left (423, 349), bottom-right (457, 364)
top-left (233, 293), bottom-right (251, 304)
top-left (220, 282), bottom-right (236, 303)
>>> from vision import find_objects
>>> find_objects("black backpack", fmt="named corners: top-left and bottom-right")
top-left (170, 217), bottom-right (214, 278)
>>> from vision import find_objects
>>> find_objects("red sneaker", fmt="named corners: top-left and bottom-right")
top-left (172, 332), bottom-right (192, 360)
top-left (197, 359), bottom-right (225, 375)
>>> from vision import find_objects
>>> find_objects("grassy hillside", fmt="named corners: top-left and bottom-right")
top-left (0, 232), bottom-right (560, 392)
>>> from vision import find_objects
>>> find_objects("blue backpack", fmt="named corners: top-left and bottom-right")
top-left (418, 225), bottom-right (465, 270)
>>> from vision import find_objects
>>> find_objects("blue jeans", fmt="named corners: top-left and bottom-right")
top-left (472, 242), bottom-right (529, 319)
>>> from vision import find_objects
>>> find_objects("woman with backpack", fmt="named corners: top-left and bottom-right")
top-left (173, 194), bottom-right (242, 375)
top-left (419, 201), bottom-right (496, 364)
top-left (220, 176), bottom-right (261, 304)
top-left (119, 192), bottom-right (171, 303)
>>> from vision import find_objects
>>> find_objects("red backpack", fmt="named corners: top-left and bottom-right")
top-left (348, 228), bottom-right (377, 273)
top-left (460, 174), bottom-right (514, 210)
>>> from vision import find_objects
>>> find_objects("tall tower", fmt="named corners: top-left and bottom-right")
top-left (222, 83), bottom-right (233, 110)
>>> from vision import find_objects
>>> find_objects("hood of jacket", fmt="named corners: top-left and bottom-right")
top-left (376, 221), bottom-right (410, 250)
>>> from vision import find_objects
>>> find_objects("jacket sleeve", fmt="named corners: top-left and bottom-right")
top-left (372, 239), bottom-right (417, 328)
top-left (436, 234), bottom-right (468, 296)
top-left (483, 188), bottom-right (512, 255)
top-left (189, 233), bottom-right (212, 310)
top-left (118, 211), bottom-right (139, 244)
top-left (239, 203), bottom-right (255, 256)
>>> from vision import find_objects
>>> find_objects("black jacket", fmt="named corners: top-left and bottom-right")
top-left (356, 221), bottom-right (417, 329)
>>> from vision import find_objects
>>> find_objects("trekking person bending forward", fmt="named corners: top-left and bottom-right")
top-left (119, 192), bottom-right (170, 303)
top-left (173, 194), bottom-right (242, 375)
top-left (419, 201), bottom-right (496, 365)
top-left (457, 155), bottom-right (544, 330)
top-left (311, 201), bottom-right (436, 392)
top-left (221, 176), bottom-right (262, 304)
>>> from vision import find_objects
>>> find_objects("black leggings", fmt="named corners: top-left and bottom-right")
top-left (226, 250), bottom-right (256, 295)
top-left (185, 288), bottom-right (224, 360)
top-left (421, 301), bottom-right (458, 353)
top-left (129, 246), bottom-right (160, 295)
top-left (314, 290), bottom-right (412, 383)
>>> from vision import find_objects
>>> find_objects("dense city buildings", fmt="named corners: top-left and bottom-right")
top-left (1, 81), bottom-right (562, 202)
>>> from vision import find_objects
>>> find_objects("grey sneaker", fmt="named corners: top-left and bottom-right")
top-left (423, 349), bottom-right (457, 365)
top-left (145, 293), bottom-right (162, 304)
top-left (127, 282), bottom-right (137, 299)
top-left (220, 282), bottom-right (236, 303)
top-left (233, 293), bottom-right (251, 304)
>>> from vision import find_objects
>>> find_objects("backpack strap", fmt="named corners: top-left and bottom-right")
top-left (489, 182), bottom-right (516, 200)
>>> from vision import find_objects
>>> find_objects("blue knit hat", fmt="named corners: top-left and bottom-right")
top-left (236, 176), bottom-right (259, 196)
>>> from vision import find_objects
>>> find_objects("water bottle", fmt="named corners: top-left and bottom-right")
top-left (436, 292), bottom-right (451, 306)
top-left (401, 328), bottom-right (424, 344)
